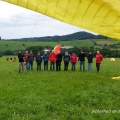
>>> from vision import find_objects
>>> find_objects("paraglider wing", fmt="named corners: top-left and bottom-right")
top-left (2, 0), bottom-right (120, 39)
top-left (54, 45), bottom-right (61, 55)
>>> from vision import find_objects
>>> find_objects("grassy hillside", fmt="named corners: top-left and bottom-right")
top-left (0, 57), bottom-right (120, 119)
top-left (0, 39), bottom-right (119, 52)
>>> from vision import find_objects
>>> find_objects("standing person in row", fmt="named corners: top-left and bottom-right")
top-left (70, 52), bottom-right (77, 71)
top-left (24, 50), bottom-right (30, 71)
top-left (43, 52), bottom-right (49, 71)
top-left (87, 51), bottom-right (93, 72)
top-left (78, 50), bottom-right (86, 71)
top-left (29, 50), bottom-right (34, 70)
top-left (49, 50), bottom-right (56, 71)
top-left (63, 51), bottom-right (70, 71)
top-left (56, 51), bottom-right (62, 71)
top-left (36, 52), bottom-right (42, 71)
top-left (96, 51), bottom-right (103, 72)
top-left (18, 51), bottom-right (24, 73)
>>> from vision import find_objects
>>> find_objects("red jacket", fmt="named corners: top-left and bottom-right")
top-left (96, 54), bottom-right (103, 63)
top-left (49, 53), bottom-right (56, 62)
top-left (70, 54), bottom-right (77, 63)
top-left (24, 54), bottom-right (29, 62)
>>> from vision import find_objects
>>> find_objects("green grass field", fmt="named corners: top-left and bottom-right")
top-left (0, 39), bottom-right (119, 52)
top-left (0, 56), bottom-right (120, 120)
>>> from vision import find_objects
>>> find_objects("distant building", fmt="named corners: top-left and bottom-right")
top-left (61, 46), bottom-right (73, 49)
top-left (43, 49), bottom-right (50, 52)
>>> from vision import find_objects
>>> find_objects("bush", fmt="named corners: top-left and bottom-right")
top-left (3, 50), bottom-right (13, 55)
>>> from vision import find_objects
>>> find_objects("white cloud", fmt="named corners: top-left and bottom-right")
top-left (0, 1), bottom-right (94, 39)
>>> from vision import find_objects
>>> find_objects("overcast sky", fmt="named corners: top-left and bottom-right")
top-left (0, 1), bottom-right (94, 39)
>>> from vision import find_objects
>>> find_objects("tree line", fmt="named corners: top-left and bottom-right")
top-left (8, 31), bottom-right (108, 42)
top-left (1, 45), bottom-right (120, 58)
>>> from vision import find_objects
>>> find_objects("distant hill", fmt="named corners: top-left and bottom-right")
top-left (12, 31), bottom-right (108, 42)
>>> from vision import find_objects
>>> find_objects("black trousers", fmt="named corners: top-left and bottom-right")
top-left (56, 62), bottom-right (61, 71)
top-left (96, 63), bottom-right (100, 72)
top-left (37, 62), bottom-right (41, 70)
top-left (44, 61), bottom-right (48, 70)
top-left (64, 62), bottom-right (69, 71)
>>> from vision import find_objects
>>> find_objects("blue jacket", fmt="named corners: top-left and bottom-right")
top-left (43, 54), bottom-right (48, 62)
top-left (36, 55), bottom-right (42, 63)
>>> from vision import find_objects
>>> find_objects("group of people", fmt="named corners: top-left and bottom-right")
top-left (18, 50), bottom-right (103, 73)
top-left (6, 57), bottom-right (16, 62)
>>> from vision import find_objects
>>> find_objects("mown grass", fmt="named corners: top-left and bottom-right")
top-left (0, 57), bottom-right (120, 120)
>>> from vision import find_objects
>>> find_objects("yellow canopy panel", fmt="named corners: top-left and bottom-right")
top-left (2, 0), bottom-right (120, 40)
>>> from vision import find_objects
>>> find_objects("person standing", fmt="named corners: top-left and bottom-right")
top-left (87, 51), bottom-right (93, 72)
top-left (18, 51), bottom-right (24, 73)
top-left (24, 50), bottom-right (30, 71)
top-left (78, 50), bottom-right (86, 71)
top-left (56, 51), bottom-right (62, 71)
top-left (29, 50), bottom-right (34, 70)
top-left (48, 50), bottom-right (56, 71)
top-left (36, 52), bottom-right (42, 71)
top-left (63, 51), bottom-right (70, 71)
top-left (70, 52), bottom-right (77, 71)
top-left (43, 51), bottom-right (49, 71)
top-left (96, 51), bottom-right (103, 72)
